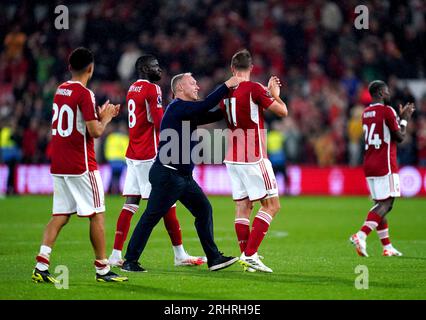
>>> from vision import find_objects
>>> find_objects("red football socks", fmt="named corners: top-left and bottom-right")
top-left (360, 211), bottom-right (382, 236)
top-left (235, 218), bottom-right (250, 252)
top-left (245, 211), bottom-right (273, 257)
top-left (163, 206), bottom-right (182, 246)
top-left (113, 204), bottom-right (138, 250)
top-left (376, 221), bottom-right (391, 246)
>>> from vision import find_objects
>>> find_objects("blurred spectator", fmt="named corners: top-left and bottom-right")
top-left (341, 68), bottom-right (360, 104)
top-left (281, 117), bottom-right (302, 164)
top-left (331, 116), bottom-right (347, 164)
top-left (104, 123), bottom-right (129, 194)
top-left (398, 120), bottom-right (418, 165)
top-left (357, 82), bottom-right (373, 106)
top-left (360, 45), bottom-right (384, 83)
top-left (22, 118), bottom-right (39, 163)
top-left (347, 105), bottom-right (364, 166)
top-left (35, 48), bottom-right (55, 85)
top-left (320, 1), bottom-right (343, 33)
top-left (267, 121), bottom-right (288, 192)
top-left (313, 130), bottom-right (336, 167)
top-left (417, 115), bottom-right (426, 167)
top-left (389, 75), bottom-right (416, 108)
top-left (117, 43), bottom-right (141, 83)
top-left (0, 118), bottom-right (22, 194)
top-left (4, 25), bottom-right (27, 60)
top-left (419, 94), bottom-right (426, 116)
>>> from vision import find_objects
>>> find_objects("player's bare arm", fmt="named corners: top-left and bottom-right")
top-left (87, 100), bottom-right (120, 138)
top-left (267, 76), bottom-right (288, 117)
top-left (392, 103), bottom-right (415, 143)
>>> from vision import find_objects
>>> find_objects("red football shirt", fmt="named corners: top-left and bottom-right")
top-left (219, 81), bottom-right (275, 163)
top-left (50, 81), bottom-right (98, 175)
top-left (362, 103), bottom-right (401, 177)
top-left (125, 79), bottom-right (163, 161)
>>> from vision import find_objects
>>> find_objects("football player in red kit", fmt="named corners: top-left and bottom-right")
top-left (108, 55), bottom-right (206, 268)
top-left (350, 80), bottom-right (415, 257)
top-left (219, 49), bottom-right (288, 273)
top-left (32, 47), bottom-right (127, 283)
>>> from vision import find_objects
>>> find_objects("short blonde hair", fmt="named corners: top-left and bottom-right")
top-left (171, 72), bottom-right (192, 94)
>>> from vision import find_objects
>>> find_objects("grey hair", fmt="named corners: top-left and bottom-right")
top-left (171, 72), bottom-right (192, 94)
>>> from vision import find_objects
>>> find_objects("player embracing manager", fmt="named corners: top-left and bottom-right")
top-left (121, 73), bottom-right (244, 272)
top-left (32, 47), bottom-right (128, 283)
top-left (108, 55), bottom-right (206, 267)
top-left (350, 80), bottom-right (415, 257)
top-left (219, 49), bottom-right (288, 273)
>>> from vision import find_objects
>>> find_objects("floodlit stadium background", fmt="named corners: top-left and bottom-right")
top-left (1, 0), bottom-right (425, 196)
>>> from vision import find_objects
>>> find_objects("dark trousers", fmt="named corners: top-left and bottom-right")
top-left (124, 162), bottom-right (221, 262)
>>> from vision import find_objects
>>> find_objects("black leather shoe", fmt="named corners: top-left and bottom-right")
top-left (121, 260), bottom-right (147, 272)
top-left (208, 254), bottom-right (239, 271)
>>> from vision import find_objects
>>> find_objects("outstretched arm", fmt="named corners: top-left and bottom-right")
top-left (196, 108), bottom-right (224, 125)
top-left (176, 76), bottom-right (243, 119)
top-left (178, 84), bottom-right (228, 118)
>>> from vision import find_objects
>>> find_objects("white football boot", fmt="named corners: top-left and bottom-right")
top-left (383, 246), bottom-right (403, 257)
top-left (239, 252), bottom-right (273, 273)
top-left (349, 233), bottom-right (369, 257)
top-left (108, 253), bottom-right (124, 267)
top-left (175, 253), bottom-right (207, 266)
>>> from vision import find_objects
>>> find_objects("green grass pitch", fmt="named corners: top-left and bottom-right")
top-left (0, 195), bottom-right (425, 300)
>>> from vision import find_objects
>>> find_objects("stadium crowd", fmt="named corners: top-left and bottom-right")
top-left (1, 0), bottom-right (426, 194)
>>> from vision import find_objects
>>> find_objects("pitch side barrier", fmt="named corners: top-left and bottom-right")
top-left (2, 164), bottom-right (426, 197)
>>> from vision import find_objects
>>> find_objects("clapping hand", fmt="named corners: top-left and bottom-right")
top-left (268, 76), bottom-right (282, 98)
top-left (399, 102), bottom-right (415, 120)
top-left (98, 100), bottom-right (120, 122)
